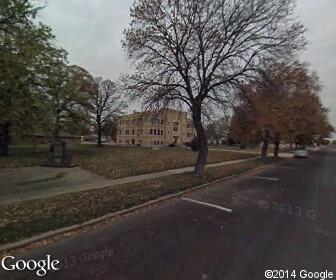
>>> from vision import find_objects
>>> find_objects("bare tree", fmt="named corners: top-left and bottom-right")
top-left (90, 78), bottom-right (126, 147)
top-left (123, 0), bottom-right (306, 177)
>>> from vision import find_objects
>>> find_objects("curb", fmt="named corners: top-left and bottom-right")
top-left (0, 162), bottom-right (273, 253)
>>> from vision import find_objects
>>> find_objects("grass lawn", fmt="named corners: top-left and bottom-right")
top-left (0, 144), bottom-right (256, 179)
top-left (0, 158), bottom-right (273, 245)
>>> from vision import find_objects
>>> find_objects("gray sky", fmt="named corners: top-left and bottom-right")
top-left (40, 0), bottom-right (336, 129)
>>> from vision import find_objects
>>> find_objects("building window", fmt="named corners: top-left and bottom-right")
top-left (126, 130), bottom-right (129, 135)
top-left (132, 129), bottom-right (135, 135)
top-left (160, 120), bottom-right (164, 124)
top-left (150, 129), bottom-right (153, 135)
top-left (173, 127), bottom-right (178, 132)
top-left (154, 129), bottom-right (157, 135)
top-left (137, 118), bottom-right (143, 125)
top-left (173, 122), bottom-right (179, 126)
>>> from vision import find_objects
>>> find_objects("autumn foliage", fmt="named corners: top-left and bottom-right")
top-left (229, 61), bottom-right (334, 157)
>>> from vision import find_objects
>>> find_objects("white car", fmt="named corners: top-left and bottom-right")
top-left (294, 149), bottom-right (309, 158)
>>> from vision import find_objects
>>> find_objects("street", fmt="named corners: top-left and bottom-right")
top-left (2, 149), bottom-right (336, 280)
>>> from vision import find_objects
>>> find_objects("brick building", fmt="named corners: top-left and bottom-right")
top-left (117, 109), bottom-right (195, 146)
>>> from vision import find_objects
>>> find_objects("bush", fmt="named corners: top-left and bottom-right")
top-left (190, 137), bottom-right (200, 152)
top-left (239, 144), bottom-right (246, 149)
top-left (227, 137), bottom-right (235, 146)
top-left (168, 143), bottom-right (176, 147)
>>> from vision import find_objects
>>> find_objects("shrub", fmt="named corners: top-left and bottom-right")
top-left (239, 144), bottom-right (246, 149)
top-left (190, 136), bottom-right (200, 152)
top-left (227, 137), bottom-right (235, 146)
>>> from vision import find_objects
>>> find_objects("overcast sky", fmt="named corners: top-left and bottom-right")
top-left (39, 0), bottom-right (336, 128)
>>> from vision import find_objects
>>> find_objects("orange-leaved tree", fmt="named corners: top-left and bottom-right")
top-left (229, 61), bottom-right (334, 157)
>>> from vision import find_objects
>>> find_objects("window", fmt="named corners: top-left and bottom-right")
top-left (161, 130), bottom-right (164, 135)
top-left (173, 122), bottom-right (179, 126)
top-left (160, 119), bottom-right (164, 124)
top-left (132, 129), bottom-right (135, 135)
top-left (125, 130), bottom-right (129, 135)
top-left (173, 127), bottom-right (178, 132)
top-left (154, 129), bottom-right (157, 135)
top-left (150, 129), bottom-right (153, 135)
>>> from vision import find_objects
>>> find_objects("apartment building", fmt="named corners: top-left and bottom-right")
top-left (117, 109), bottom-right (195, 146)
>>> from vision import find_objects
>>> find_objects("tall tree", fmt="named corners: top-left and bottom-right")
top-left (46, 64), bottom-right (96, 140)
top-left (89, 78), bottom-right (126, 147)
top-left (229, 61), bottom-right (334, 157)
top-left (0, 0), bottom-right (67, 156)
top-left (123, 0), bottom-right (306, 177)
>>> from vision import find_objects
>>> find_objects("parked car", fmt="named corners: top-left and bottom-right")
top-left (294, 149), bottom-right (309, 158)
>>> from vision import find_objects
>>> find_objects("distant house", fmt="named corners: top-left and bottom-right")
top-left (117, 109), bottom-right (195, 146)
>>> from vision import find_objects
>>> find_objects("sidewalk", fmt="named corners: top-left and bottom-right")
top-left (0, 157), bottom-right (260, 205)
top-left (209, 148), bottom-right (293, 158)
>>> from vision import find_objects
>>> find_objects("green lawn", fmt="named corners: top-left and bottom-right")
top-left (0, 144), bottom-right (256, 179)
top-left (0, 158), bottom-right (271, 245)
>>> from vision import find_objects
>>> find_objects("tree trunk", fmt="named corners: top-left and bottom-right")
top-left (192, 104), bottom-right (208, 178)
top-left (54, 116), bottom-right (61, 141)
top-left (273, 132), bottom-right (280, 158)
top-left (261, 129), bottom-right (270, 158)
top-left (0, 122), bottom-right (10, 157)
top-left (97, 122), bottom-right (103, 147)
top-left (261, 140), bottom-right (268, 158)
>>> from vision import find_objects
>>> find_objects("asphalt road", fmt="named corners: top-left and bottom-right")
top-left (2, 148), bottom-right (336, 280)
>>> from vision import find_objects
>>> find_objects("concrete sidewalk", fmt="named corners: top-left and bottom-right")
top-left (209, 148), bottom-right (293, 158)
top-left (0, 157), bottom-right (260, 205)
